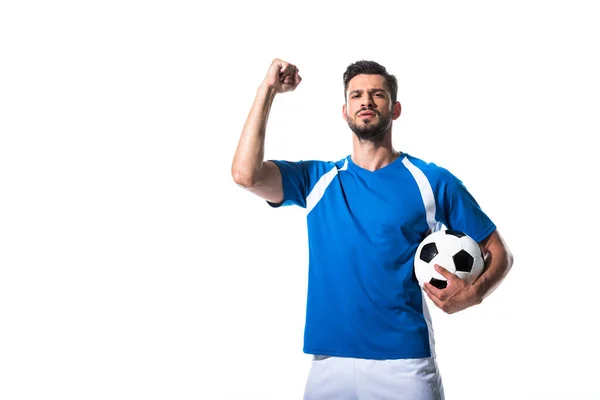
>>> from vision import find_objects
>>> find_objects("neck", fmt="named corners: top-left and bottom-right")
top-left (351, 132), bottom-right (400, 171)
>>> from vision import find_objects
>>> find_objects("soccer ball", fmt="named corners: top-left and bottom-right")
top-left (414, 229), bottom-right (485, 289)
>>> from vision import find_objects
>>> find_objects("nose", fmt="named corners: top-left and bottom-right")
top-left (361, 94), bottom-right (374, 109)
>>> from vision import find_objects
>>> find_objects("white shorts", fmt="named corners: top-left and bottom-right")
top-left (303, 355), bottom-right (444, 400)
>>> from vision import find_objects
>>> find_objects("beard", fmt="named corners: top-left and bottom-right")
top-left (346, 110), bottom-right (392, 144)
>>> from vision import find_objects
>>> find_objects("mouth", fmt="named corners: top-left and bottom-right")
top-left (358, 110), bottom-right (377, 118)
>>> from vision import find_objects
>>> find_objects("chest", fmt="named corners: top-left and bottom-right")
top-left (309, 171), bottom-right (431, 243)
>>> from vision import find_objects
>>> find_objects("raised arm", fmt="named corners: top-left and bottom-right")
top-left (231, 58), bottom-right (302, 204)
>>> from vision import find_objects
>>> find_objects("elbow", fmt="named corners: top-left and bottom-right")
top-left (501, 247), bottom-right (514, 277)
top-left (506, 250), bottom-right (514, 273)
top-left (231, 168), bottom-right (256, 188)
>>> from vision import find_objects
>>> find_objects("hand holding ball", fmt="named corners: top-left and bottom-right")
top-left (414, 230), bottom-right (485, 289)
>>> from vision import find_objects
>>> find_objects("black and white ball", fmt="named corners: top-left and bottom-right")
top-left (414, 230), bottom-right (485, 289)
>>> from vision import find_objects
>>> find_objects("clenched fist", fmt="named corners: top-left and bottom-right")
top-left (262, 58), bottom-right (302, 94)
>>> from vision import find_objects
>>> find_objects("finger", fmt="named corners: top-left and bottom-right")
top-left (280, 63), bottom-right (296, 75)
top-left (424, 288), bottom-right (444, 309)
top-left (426, 279), bottom-right (458, 302)
top-left (278, 63), bottom-right (288, 81)
top-left (279, 62), bottom-right (289, 74)
top-left (280, 66), bottom-right (296, 83)
top-left (423, 282), bottom-right (443, 301)
top-left (294, 70), bottom-right (302, 85)
top-left (434, 264), bottom-right (456, 281)
top-left (424, 286), bottom-right (453, 313)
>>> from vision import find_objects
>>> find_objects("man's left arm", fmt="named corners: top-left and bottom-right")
top-left (423, 229), bottom-right (514, 314)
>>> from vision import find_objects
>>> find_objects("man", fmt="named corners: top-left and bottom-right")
top-left (231, 58), bottom-right (513, 400)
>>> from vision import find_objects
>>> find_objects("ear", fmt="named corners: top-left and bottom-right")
top-left (392, 101), bottom-right (402, 120)
top-left (342, 103), bottom-right (347, 119)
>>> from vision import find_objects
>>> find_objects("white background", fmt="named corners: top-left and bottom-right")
top-left (1, 1), bottom-right (599, 399)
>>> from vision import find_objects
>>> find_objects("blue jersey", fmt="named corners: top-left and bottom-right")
top-left (268, 153), bottom-right (496, 360)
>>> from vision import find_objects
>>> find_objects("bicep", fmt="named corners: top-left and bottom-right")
top-left (479, 229), bottom-right (510, 262)
top-left (242, 160), bottom-right (284, 204)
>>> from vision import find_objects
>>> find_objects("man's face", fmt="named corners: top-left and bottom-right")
top-left (343, 74), bottom-right (398, 143)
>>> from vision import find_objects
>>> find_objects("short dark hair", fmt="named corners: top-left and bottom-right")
top-left (343, 60), bottom-right (398, 104)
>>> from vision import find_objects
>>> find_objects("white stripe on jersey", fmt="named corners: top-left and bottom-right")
top-left (306, 159), bottom-right (348, 215)
top-left (402, 157), bottom-right (439, 233)
top-left (403, 156), bottom-right (445, 358)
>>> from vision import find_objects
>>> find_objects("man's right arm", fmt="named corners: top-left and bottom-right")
top-left (231, 58), bottom-right (302, 204)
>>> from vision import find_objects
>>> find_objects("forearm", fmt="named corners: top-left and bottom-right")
top-left (231, 84), bottom-right (278, 186)
top-left (473, 234), bottom-right (514, 302)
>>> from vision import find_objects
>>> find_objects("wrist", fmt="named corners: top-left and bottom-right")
top-left (258, 82), bottom-right (279, 98)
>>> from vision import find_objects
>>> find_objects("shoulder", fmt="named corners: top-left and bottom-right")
top-left (271, 156), bottom-right (348, 179)
top-left (403, 153), bottom-right (456, 182)
top-left (300, 157), bottom-right (346, 171)
top-left (302, 155), bottom-right (348, 167)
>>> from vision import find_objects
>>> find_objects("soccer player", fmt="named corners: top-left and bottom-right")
top-left (231, 58), bottom-right (514, 400)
